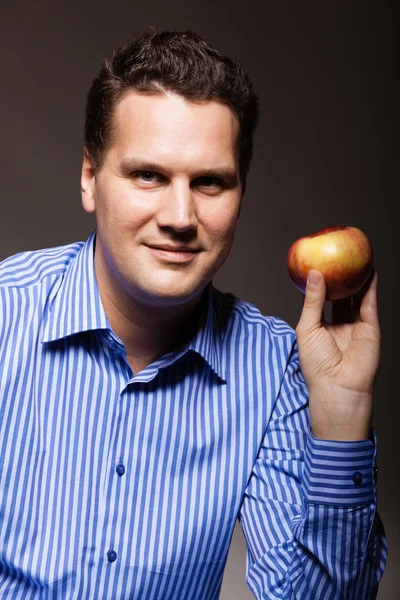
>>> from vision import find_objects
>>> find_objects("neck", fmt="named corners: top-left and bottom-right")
top-left (94, 252), bottom-right (207, 373)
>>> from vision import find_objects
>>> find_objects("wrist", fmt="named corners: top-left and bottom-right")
top-left (310, 423), bottom-right (372, 441)
top-left (308, 387), bottom-right (373, 441)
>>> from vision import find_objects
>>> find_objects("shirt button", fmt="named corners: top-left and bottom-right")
top-left (107, 550), bottom-right (117, 562)
top-left (116, 463), bottom-right (125, 476)
top-left (352, 471), bottom-right (363, 485)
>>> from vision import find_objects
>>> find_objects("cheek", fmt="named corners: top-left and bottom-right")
top-left (96, 186), bottom-right (153, 232)
top-left (205, 209), bottom-right (239, 247)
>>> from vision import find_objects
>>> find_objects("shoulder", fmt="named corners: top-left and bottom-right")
top-left (0, 240), bottom-right (85, 289)
top-left (210, 286), bottom-right (300, 386)
top-left (211, 285), bottom-right (296, 340)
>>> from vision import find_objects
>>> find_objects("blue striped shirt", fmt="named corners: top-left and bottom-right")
top-left (0, 231), bottom-right (387, 599)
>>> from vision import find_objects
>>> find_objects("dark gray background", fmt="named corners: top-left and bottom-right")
top-left (0, 1), bottom-right (398, 597)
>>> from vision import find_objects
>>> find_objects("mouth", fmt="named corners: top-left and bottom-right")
top-left (147, 245), bottom-right (200, 263)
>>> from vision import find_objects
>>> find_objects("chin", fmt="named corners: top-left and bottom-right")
top-left (133, 279), bottom-right (206, 308)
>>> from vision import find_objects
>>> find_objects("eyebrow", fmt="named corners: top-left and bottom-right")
top-left (119, 157), bottom-right (238, 183)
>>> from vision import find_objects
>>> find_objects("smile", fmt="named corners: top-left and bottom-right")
top-left (147, 246), bottom-right (199, 263)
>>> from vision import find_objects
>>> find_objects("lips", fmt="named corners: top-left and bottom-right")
top-left (147, 245), bottom-right (200, 263)
top-left (148, 245), bottom-right (199, 252)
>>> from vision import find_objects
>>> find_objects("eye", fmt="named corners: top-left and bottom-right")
top-left (195, 177), bottom-right (223, 188)
top-left (132, 171), bottom-right (163, 183)
top-left (131, 172), bottom-right (225, 190)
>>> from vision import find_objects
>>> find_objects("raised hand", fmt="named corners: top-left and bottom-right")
top-left (295, 269), bottom-right (380, 440)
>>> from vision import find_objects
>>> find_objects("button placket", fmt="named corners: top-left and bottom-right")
top-left (96, 386), bottom-right (128, 571)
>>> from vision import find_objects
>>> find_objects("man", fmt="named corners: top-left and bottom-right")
top-left (0, 28), bottom-right (387, 599)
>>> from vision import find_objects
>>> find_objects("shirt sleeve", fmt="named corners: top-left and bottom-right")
top-left (238, 339), bottom-right (388, 600)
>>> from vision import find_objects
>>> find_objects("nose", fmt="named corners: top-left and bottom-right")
top-left (156, 180), bottom-right (198, 233)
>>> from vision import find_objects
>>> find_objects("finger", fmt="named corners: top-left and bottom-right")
top-left (298, 270), bottom-right (326, 332)
top-left (302, 293), bottom-right (328, 323)
top-left (331, 270), bottom-right (376, 324)
top-left (352, 268), bottom-right (375, 307)
top-left (359, 270), bottom-right (379, 327)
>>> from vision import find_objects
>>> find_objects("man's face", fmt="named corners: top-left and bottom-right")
top-left (81, 90), bottom-right (242, 310)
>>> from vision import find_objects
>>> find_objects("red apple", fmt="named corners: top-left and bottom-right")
top-left (287, 226), bottom-right (374, 301)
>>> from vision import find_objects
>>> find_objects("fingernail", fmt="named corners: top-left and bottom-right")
top-left (307, 270), bottom-right (320, 286)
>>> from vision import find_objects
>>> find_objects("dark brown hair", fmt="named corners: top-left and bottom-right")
top-left (84, 27), bottom-right (260, 195)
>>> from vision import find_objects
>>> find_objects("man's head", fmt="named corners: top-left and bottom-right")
top-left (84, 28), bottom-right (259, 197)
top-left (81, 29), bottom-right (260, 314)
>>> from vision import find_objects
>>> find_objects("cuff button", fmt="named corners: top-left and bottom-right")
top-left (352, 471), bottom-right (363, 485)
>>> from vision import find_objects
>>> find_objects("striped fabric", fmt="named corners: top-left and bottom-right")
top-left (0, 231), bottom-right (387, 599)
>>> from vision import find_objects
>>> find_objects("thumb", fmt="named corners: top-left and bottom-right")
top-left (298, 270), bottom-right (326, 332)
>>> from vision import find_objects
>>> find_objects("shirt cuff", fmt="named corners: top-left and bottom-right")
top-left (302, 427), bottom-right (377, 506)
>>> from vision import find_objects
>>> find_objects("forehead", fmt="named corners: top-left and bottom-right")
top-left (110, 90), bottom-right (240, 166)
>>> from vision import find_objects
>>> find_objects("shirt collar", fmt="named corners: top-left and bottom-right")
top-left (41, 230), bottom-right (226, 381)
top-left (41, 230), bottom-right (109, 342)
top-left (184, 283), bottom-right (226, 381)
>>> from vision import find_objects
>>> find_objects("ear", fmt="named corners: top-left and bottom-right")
top-left (81, 148), bottom-right (96, 214)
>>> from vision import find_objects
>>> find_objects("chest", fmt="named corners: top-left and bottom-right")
top-left (0, 343), bottom-right (275, 587)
